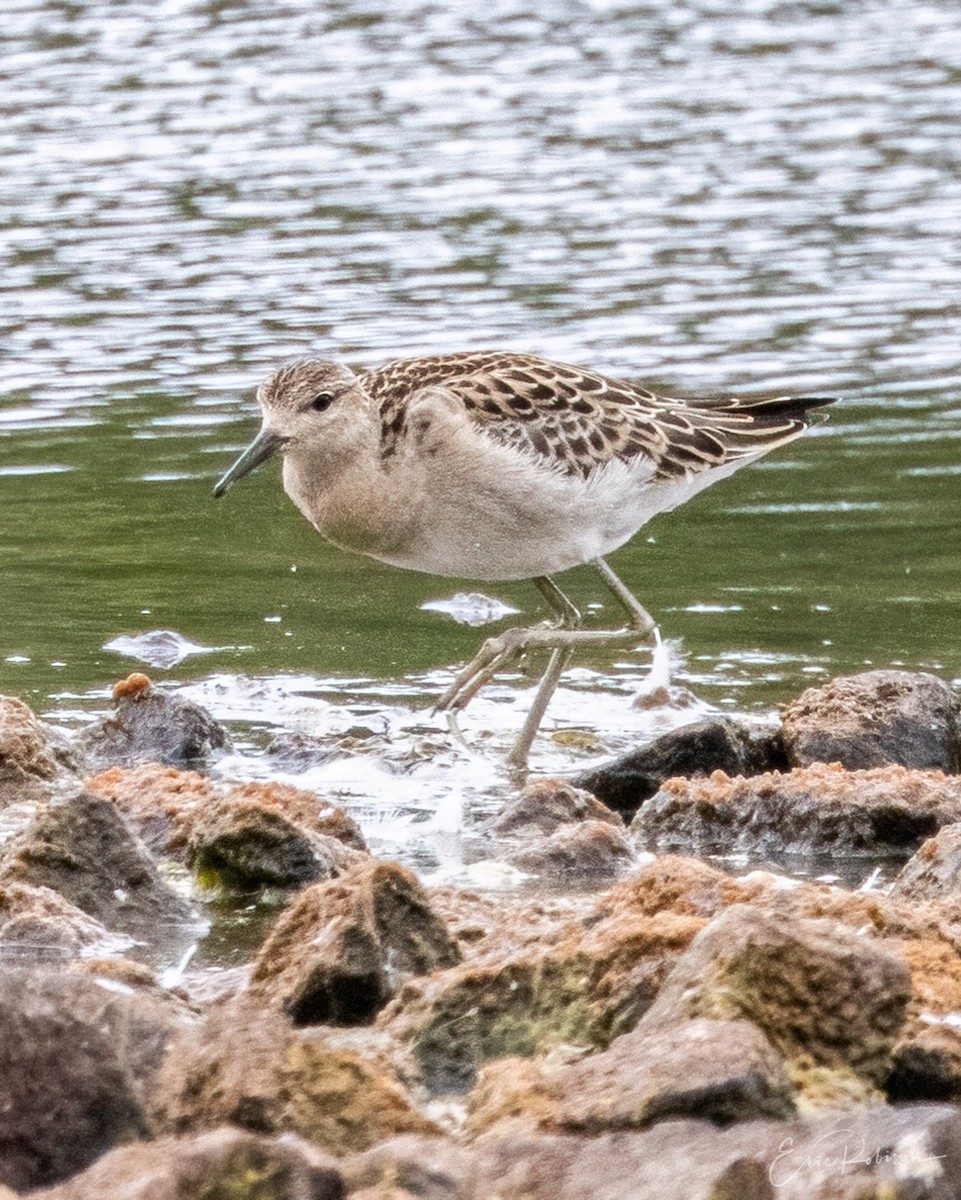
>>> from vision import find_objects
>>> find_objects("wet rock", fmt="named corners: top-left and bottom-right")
top-left (86, 764), bottom-right (367, 860)
top-left (0, 789), bottom-right (196, 938)
top-left (781, 668), bottom-right (961, 772)
top-left (509, 819), bottom-right (636, 880)
top-left (641, 904), bottom-right (910, 1089)
top-left (85, 762), bottom-right (215, 855)
top-left (892, 823), bottom-right (961, 900)
top-left (635, 762), bottom-right (961, 858)
top-left (885, 936), bottom-right (961, 1104)
top-left (493, 779), bottom-right (634, 880)
top-left (0, 966), bottom-right (189, 1191)
top-left (0, 695), bottom-right (79, 798)
top-left (0, 880), bottom-right (129, 964)
top-left (493, 778), bottom-right (624, 836)
top-left (467, 1017), bottom-right (795, 1136)
top-left (187, 795), bottom-right (364, 894)
top-left (266, 729), bottom-right (341, 768)
top-left (346, 1104), bottom-right (961, 1200)
top-left (595, 852), bottom-right (753, 920)
top-left (574, 717), bottom-right (785, 819)
top-left (30, 1127), bottom-right (346, 1200)
top-left (75, 673), bottom-right (231, 769)
top-left (250, 861), bottom-right (461, 1026)
top-left (154, 995), bottom-right (436, 1155)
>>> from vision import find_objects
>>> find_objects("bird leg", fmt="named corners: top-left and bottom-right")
top-left (435, 557), bottom-right (661, 769)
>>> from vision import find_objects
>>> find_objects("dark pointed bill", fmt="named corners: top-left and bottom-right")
top-left (213, 428), bottom-right (287, 498)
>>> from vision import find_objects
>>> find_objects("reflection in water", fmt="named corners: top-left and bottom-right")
top-left (1, 0), bottom-right (960, 779)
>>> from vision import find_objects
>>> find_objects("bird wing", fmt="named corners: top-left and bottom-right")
top-left (364, 352), bottom-right (833, 480)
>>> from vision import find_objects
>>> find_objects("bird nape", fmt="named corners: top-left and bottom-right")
top-left (214, 350), bottom-right (836, 772)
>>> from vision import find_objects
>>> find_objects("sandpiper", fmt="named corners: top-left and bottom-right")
top-left (214, 351), bottom-right (834, 769)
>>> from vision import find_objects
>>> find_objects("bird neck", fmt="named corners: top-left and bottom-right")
top-left (282, 424), bottom-right (414, 557)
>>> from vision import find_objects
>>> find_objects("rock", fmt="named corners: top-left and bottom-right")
top-left (187, 795), bottom-right (363, 894)
top-left (640, 904), bottom-right (910, 1089)
top-left (0, 695), bottom-right (79, 788)
top-left (781, 669), bottom-right (961, 772)
top-left (509, 820), bottom-right (636, 880)
top-left (574, 717), bottom-right (785, 819)
top-left (85, 762), bottom-right (215, 855)
top-left (634, 762), bottom-right (961, 859)
top-left (889, 1021), bottom-right (961, 1102)
top-left (29, 1127), bottom-right (346, 1200)
top-left (250, 861), bottom-right (461, 1025)
top-left (0, 881), bottom-right (130, 964)
top-left (467, 1017), bottom-right (795, 1135)
top-left (492, 779), bottom-right (635, 881)
top-left (345, 1104), bottom-right (961, 1199)
top-left (892, 823), bottom-right (961, 900)
top-left (0, 789), bottom-right (196, 939)
top-left (492, 778), bottom-right (624, 836)
top-left (266, 729), bottom-right (340, 768)
top-left (75, 674), bottom-right (230, 769)
top-left (0, 966), bottom-right (189, 1191)
top-left (384, 900), bottom-right (706, 1095)
top-left (86, 764), bottom-right (367, 860)
top-left (153, 995), bottom-right (437, 1155)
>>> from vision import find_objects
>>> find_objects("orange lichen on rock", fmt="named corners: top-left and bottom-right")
top-left (111, 674), bottom-right (153, 702)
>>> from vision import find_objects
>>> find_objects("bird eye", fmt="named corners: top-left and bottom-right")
top-left (310, 392), bottom-right (335, 412)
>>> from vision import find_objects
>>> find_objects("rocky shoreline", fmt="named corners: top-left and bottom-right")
top-left (3, 668), bottom-right (961, 1197)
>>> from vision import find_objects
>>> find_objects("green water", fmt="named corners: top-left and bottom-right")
top-left (2, 0), bottom-right (961, 733)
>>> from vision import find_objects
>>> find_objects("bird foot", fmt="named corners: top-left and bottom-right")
top-left (435, 625), bottom-right (541, 714)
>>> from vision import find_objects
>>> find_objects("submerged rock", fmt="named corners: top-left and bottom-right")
top-left (250, 860), bottom-right (461, 1026)
top-left (75, 673), bottom-right (231, 769)
top-left (29, 1127), bottom-right (346, 1200)
top-left (575, 717), bottom-right (785, 819)
top-left (634, 762), bottom-right (961, 859)
top-left (0, 789), bottom-right (196, 939)
top-left (781, 668), bottom-right (961, 772)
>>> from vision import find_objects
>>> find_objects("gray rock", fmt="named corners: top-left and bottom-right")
top-left (470, 1017), bottom-right (795, 1134)
top-left (509, 820), bottom-right (636, 881)
top-left (493, 778), bottom-right (624, 836)
top-left (574, 717), bottom-right (785, 819)
top-left (75, 675), bottom-right (230, 769)
top-left (345, 1103), bottom-right (961, 1199)
top-left (781, 669), bottom-right (961, 772)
